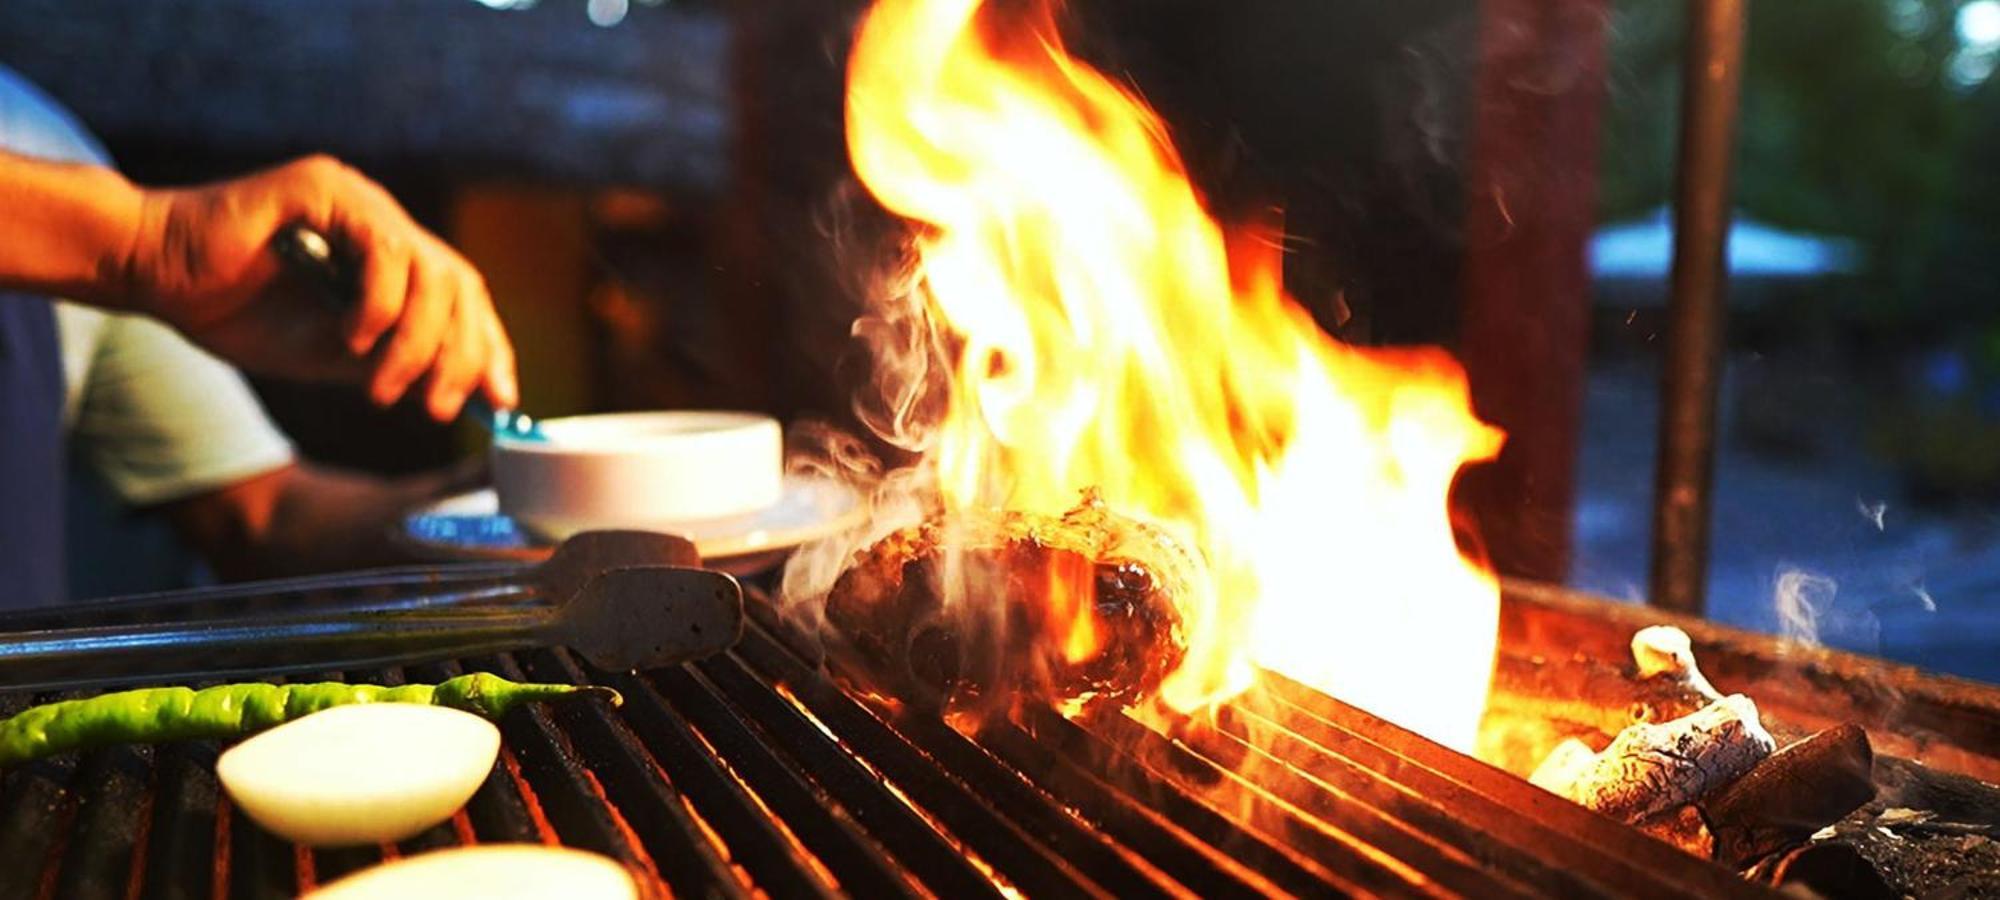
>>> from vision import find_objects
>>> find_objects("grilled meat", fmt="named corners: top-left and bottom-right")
top-left (824, 492), bottom-right (1191, 714)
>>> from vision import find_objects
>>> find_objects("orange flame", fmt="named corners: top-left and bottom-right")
top-left (845, 0), bottom-right (1505, 749)
top-left (1040, 552), bottom-right (1103, 665)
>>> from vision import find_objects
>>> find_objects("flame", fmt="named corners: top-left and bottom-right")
top-left (1040, 553), bottom-right (1102, 664)
top-left (843, 0), bottom-right (1505, 749)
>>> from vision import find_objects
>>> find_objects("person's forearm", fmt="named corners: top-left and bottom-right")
top-left (0, 151), bottom-right (145, 306)
top-left (263, 464), bottom-right (455, 575)
top-left (168, 462), bottom-right (472, 580)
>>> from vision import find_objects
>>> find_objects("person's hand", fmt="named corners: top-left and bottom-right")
top-left (121, 155), bottom-right (518, 420)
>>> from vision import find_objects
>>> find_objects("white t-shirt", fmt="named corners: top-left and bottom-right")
top-left (56, 301), bottom-right (296, 507)
top-left (4, 63), bottom-right (296, 508)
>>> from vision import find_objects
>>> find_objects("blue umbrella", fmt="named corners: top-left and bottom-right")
top-left (1591, 206), bottom-right (1861, 282)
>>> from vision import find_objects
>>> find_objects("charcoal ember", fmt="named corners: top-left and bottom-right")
top-left (824, 492), bottom-right (1190, 714)
top-left (1751, 843), bottom-right (1895, 900)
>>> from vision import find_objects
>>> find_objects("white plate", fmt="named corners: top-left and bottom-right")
top-left (401, 474), bottom-right (863, 575)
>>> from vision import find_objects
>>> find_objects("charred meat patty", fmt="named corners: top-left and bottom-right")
top-left (824, 492), bottom-right (1191, 714)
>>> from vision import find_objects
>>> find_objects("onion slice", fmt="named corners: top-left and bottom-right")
top-left (304, 845), bottom-right (637, 900)
top-left (217, 704), bottom-right (500, 847)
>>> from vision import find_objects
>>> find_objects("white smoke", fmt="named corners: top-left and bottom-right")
top-left (777, 424), bottom-right (935, 627)
top-left (1773, 565), bottom-right (1838, 648)
top-left (776, 190), bottom-right (951, 621)
top-left (1856, 497), bottom-right (1888, 531)
top-left (846, 249), bottom-right (951, 454)
top-left (1909, 582), bottom-right (1938, 612)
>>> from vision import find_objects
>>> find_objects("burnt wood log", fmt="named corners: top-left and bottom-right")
top-left (1636, 804), bottom-right (1714, 859)
top-left (1501, 580), bottom-right (2000, 783)
top-left (1530, 694), bottom-right (1775, 824)
top-left (1481, 649), bottom-right (1777, 774)
top-left (1493, 587), bottom-right (2000, 894)
top-left (1750, 843), bottom-right (1896, 900)
top-left (1872, 756), bottom-right (2000, 828)
top-left (1494, 647), bottom-right (2000, 860)
top-left (1489, 652), bottom-right (1720, 735)
top-left (1702, 724), bottom-right (1876, 867)
top-left (0, 0), bottom-right (727, 188)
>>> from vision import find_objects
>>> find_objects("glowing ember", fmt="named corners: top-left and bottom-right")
top-left (840, 0), bottom-right (1504, 749)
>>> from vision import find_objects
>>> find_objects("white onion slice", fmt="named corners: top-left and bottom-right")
top-left (304, 845), bottom-right (637, 900)
top-left (216, 704), bottom-right (499, 847)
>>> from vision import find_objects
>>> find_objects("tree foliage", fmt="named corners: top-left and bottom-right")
top-left (1597, 0), bottom-right (1987, 319)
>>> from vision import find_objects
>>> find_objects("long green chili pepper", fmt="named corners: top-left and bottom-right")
top-left (0, 673), bottom-right (622, 767)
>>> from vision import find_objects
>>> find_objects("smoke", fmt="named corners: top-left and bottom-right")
top-left (1856, 497), bottom-right (1889, 531)
top-left (777, 420), bottom-right (935, 627)
top-left (846, 246), bottom-right (952, 455)
top-left (1773, 566), bottom-right (1838, 648)
top-left (1771, 563), bottom-right (1908, 655)
top-left (1449, 0), bottom-right (1613, 248)
top-left (1379, 10), bottom-right (1480, 237)
top-left (776, 185), bottom-right (949, 622)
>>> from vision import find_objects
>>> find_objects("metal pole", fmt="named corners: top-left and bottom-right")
top-left (1648, 0), bottom-right (1747, 616)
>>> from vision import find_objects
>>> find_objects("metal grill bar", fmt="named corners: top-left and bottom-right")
top-left (50, 742), bottom-right (148, 900)
top-left (641, 664), bottom-right (914, 898)
top-left (143, 744), bottom-right (217, 900)
top-left (497, 655), bottom-right (744, 896)
top-left (472, 655), bottom-right (652, 872)
top-left (579, 659), bottom-right (823, 897)
top-left (694, 649), bottom-right (1004, 898)
top-left (895, 712), bottom-right (1181, 898)
top-left (1208, 703), bottom-right (1584, 896)
top-left (729, 629), bottom-right (1116, 897)
top-left (991, 710), bottom-right (1351, 897)
top-left (1148, 711), bottom-right (1544, 900)
top-left (1252, 684), bottom-right (1648, 893)
top-left (224, 787), bottom-right (295, 899)
top-left (0, 590), bottom-right (1777, 899)
top-left (979, 714), bottom-right (1327, 898)
top-left (1076, 703), bottom-right (1472, 897)
top-left (1259, 670), bottom-right (1761, 898)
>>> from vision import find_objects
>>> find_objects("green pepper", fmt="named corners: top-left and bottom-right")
top-left (0, 673), bottom-right (621, 767)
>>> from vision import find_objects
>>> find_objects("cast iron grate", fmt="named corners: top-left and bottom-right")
top-left (0, 597), bottom-right (1773, 899)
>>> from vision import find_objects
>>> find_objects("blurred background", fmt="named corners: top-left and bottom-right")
top-left (3, 0), bottom-right (1997, 681)
top-left (1576, 0), bottom-right (2000, 681)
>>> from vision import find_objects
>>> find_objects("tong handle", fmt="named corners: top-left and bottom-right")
top-left (273, 224), bottom-right (361, 308)
top-left (0, 604), bottom-right (559, 694)
top-left (0, 562), bottom-right (536, 634)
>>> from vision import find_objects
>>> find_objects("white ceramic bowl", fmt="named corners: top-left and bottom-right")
top-left (493, 411), bottom-right (784, 542)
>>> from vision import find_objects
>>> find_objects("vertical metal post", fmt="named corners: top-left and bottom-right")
top-left (1648, 0), bottom-right (1747, 616)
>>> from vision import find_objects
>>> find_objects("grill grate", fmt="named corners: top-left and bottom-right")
top-left (0, 595), bottom-right (1774, 899)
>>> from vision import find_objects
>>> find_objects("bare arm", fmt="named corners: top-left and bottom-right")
top-left (161, 462), bottom-right (480, 580)
top-left (0, 150), bottom-right (516, 419)
top-left (0, 153), bottom-right (143, 305)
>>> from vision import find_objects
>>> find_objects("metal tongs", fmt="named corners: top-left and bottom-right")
top-left (0, 531), bottom-right (743, 692)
